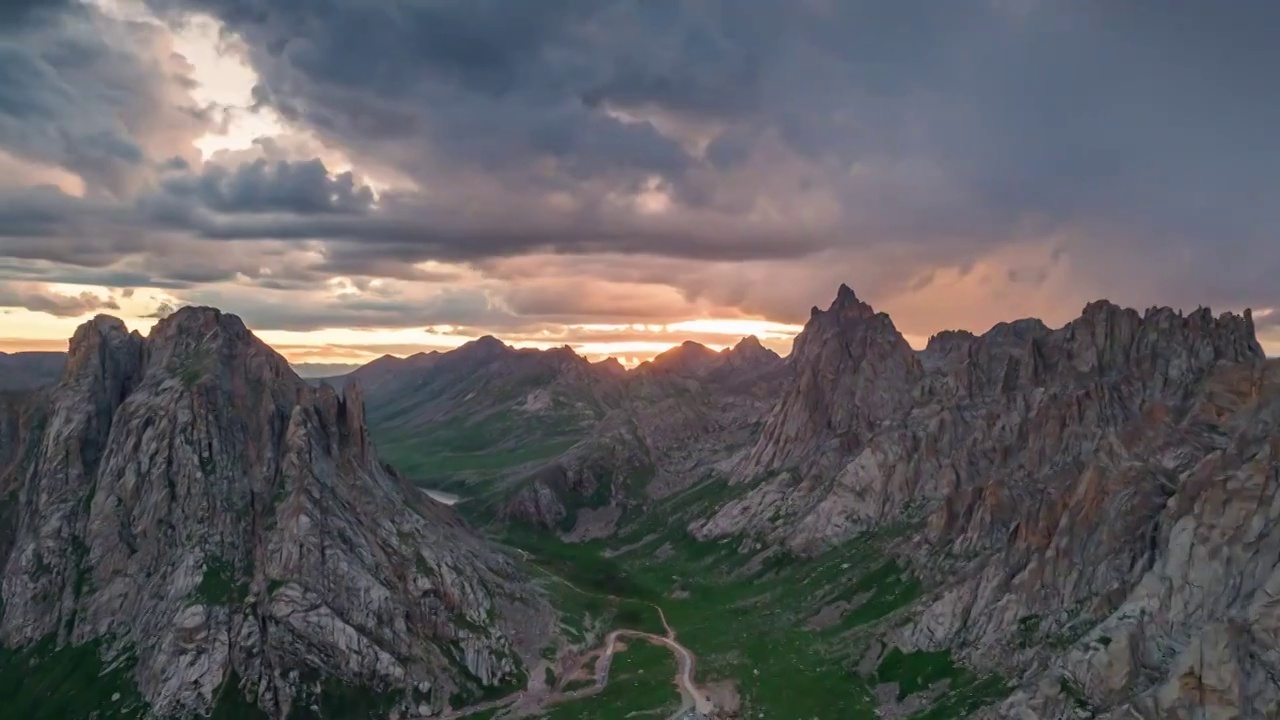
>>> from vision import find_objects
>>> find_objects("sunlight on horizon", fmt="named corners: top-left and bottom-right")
top-left (5, 302), bottom-right (1280, 364)
top-left (0, 304), bottom-right (801, 364)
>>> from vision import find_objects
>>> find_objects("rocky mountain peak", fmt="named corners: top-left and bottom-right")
top-left (473, 334), bottom-right (509, 350)
top-left (147, 305), bottom-right (295, 382)
top-left (720, 335), bottom-right (783, 372)
top-left (640, 340), bottom-right (721, 376)
top-left (592, 356), bottom-right (627, 377)
top-left (922, 328), bottom-right (976, 353)
top-left (696, 285), bottom-right (1280, 719)
top-left (730, 334), bottom-right (773, 357)
top-left (742, 285), bottom-right (922, 474)
top-left (71, 313), bottom-right (129, 344)
top-left (676, 339), bottom-right (716, 354)
top-left (454, 334), bottom-right (513, 363)
top-left (537, 344), bottom-right (588, 367)
top-left (65, 313), bottom-right (144, 378)
top-left (829, 280), bottom-right (860, 302)
top-left (1, 310), bottom-right (553, 718)
top-left (1048, 299), bottom-right (1264, 388)
top-left (827, 282), bottom-right (875, 317)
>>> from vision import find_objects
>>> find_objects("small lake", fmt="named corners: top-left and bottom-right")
top-left (421, 488), bottom-right (460, 505)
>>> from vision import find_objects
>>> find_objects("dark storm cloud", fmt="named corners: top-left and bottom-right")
top-left (0, 0), bottom-right (74, 28)
top-left (133, 0), bottom-right (1280, 272)
top-left (3, 0), bottom-right (1280, 341)
top-left (0, 185), bottom-right (95, 238)
top-left (177, 285), bottom-right (523, 332)
top-left (0, 1), bottom-right (210, 196)
top-left (158, 158), bottom-right (376, 215)
top-left (0, 258), bottom-right (193, 290)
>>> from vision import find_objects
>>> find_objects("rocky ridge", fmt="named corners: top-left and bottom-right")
top-left (326, 330), bottom-right (790, 537)
top-left (499, 335), bottom-right (791, 536)
top-left (0, 350), bottom-right (66, 391)
top-left (691, 286), bottom-right (1276, 720)
top-left (0, 308), bottom-right (554, 718)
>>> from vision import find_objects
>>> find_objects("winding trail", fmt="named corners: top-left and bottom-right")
top-left (430, 548), bottom-right (715, 720)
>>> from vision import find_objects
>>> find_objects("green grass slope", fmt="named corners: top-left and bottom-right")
top-left (486, 477), bottom-right (1012, 719)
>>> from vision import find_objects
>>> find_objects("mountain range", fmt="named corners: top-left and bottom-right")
top-left (0, 351), bottom-right (66, 391)
top-left (2, 285), bottom-right (1277, 719)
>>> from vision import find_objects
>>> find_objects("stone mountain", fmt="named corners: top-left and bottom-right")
top-left (0, 308), bottom-right (554, 719)
top-left (691, 286), bottom-right (1277, 720)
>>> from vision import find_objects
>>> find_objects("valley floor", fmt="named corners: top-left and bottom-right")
top-left (435, 480), bottom-right (1010, 720)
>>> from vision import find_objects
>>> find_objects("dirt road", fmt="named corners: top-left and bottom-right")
top-left (431, 552), bottom-right (716, 719)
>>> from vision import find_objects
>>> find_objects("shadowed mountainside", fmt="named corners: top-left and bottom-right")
top-left (0, 351), bottom-right (66, 391)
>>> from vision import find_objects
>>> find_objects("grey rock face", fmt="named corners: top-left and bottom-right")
top-left (0, 308), bottom-right (553, 718)
top-left (694, 286), bottom-right (1276, 718)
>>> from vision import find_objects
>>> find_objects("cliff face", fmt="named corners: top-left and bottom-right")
top-left (693, 287), bottom-right (1276, 719)
top-left (0, 308), bottom-right (553, 718)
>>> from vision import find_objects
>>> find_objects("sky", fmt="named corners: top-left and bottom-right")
top-left (1, 0), bottom-right (1278, 368)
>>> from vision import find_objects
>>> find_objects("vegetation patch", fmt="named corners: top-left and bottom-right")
top-left (177, 348), bottom-right (216, 388)
top-left (0, 636), bottom-right (149, 720)
top-left (373, 412), bottom-right (587, 485)
top-left (498, 499), bottom-right (1005, 719)
top-left (1058, 676), bottom-right (1094, 714)
top-left (1016, 614), bottom-right (1041, 648)
top-left (500, 524), bottom-right (895, 718)
top-left (193, 557), bottom-right (249, 606)
top-left (290, 678), bottom-right (402, 720)
top-left (208, 669), bottom-right (271, 720)
top-left (873, 648), bottom-right (1012, 720)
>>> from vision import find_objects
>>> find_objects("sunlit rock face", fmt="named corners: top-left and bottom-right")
top-left (0, 307), bottom-right (554, 718)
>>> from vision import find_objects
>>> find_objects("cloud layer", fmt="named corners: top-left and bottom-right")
top-left (1, 0), bottom-right (1278, 357)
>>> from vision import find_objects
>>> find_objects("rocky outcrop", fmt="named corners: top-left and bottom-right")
top-left (693, 286), bottom-right (1275, 718)
top-left (0, 308), bottom-right (554, 718)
